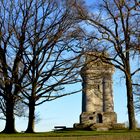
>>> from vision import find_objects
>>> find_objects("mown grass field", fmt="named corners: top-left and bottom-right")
top-left (0, 130), bottom-right (140, 140)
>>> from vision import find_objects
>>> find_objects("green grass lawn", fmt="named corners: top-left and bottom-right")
top-left (0, 130), bottom-right (140, 140)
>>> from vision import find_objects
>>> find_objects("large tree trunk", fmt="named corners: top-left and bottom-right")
top-left (126, 74), bottom-right (136, 130)
top-left (125, 50), bottom-right (136, 130)
top-left (2, 97), bottom-right (16, 133)
top-left (25, 98), bottom-right (35, 133)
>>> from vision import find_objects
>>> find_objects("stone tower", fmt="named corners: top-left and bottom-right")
top-left (74, 52), bottom-right (119, 130)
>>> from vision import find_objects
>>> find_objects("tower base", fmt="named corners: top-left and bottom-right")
top-left (74, 111), bottom-right (125, 130)
top-left (80, 111), bottom-right (117, 124)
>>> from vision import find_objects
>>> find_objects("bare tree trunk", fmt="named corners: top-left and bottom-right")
top-left (125, 48), bottom-right (136, 130)
top-left (2, 95), bottom-right (16, 133)
top-left (25, 98), bottom-right (35, 133)
top-left (126, 75), bottom-right (136, 130)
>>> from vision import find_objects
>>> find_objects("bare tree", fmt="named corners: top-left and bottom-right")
top-left (75, 0), bottom-right (140, 130)
top-left (0, 0), bottom-right (33, 133)
top-left (20, 0), bottom-right (84, 133)
top-left (0, 0), bottom-right (85, 133)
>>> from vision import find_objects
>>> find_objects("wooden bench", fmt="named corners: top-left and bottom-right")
top-left (54, 126), bottom-right (66, 131)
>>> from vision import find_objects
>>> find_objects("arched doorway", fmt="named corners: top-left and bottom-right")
top-left (96, 114), bottom-right (103, 123)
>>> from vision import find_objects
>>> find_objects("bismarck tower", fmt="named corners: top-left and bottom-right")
top-left (74, 52), bottom-right (124, 130)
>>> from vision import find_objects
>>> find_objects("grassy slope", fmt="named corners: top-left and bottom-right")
top-left (0, 130), bottom-right (140, 140)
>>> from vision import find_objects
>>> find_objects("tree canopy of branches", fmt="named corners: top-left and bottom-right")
top-left (0, 0), bottom-right (85, 133)
top-left (75, 0), bottom-right (140, 130)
